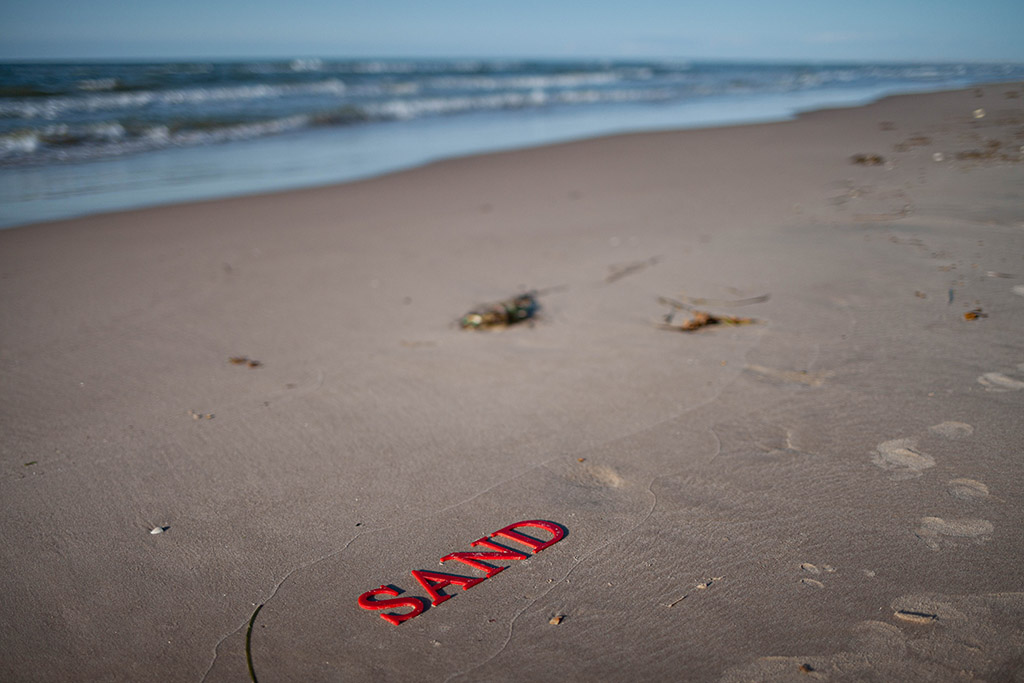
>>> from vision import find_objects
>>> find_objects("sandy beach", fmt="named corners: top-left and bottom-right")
top-left (2, 83), bottom-right (1023, 681)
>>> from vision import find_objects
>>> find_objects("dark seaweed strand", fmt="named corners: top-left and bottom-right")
top-left (246, 604), bottom-right (264, 683)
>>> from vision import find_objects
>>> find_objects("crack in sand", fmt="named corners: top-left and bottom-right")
top-left (3, 370), bottom-right (327, 484)
top-left (446, 427), bottom-right (723, 682)
top-left (445, 478), bottom-right (663, 682)
top-left (216, 459), bottom-right (569, 683)
top-left (198, 533), bottom-right (360, 683)
top-left (234, 328), bottom-right (757, 681)
top-left (722, 592), bottom-right (1024, 681)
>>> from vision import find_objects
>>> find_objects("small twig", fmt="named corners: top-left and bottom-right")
top-left (532, 284), bottom-right (569, 297)
top-left (670, 293), bottom-right (770, 308)
top-left (665, 594), bottom-right (688, 608)
top-left (606, 256), bottom-right (661, 284)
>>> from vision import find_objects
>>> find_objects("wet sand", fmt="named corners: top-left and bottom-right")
top-left (1, 83), bottom-right (1023, 681)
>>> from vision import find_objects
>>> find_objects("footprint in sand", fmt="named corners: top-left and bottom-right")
top-left (744, 364), bottom-right (833, 387)
top-left (872, 421), bottom-right (978, 479)
top-left (561, 462), bottom-right (626, 489)
top-left (720, 592), bottom-right (1024, 682)
top-left (947, 478), bottom-right (991, 502)
top-left (798, 562), bottom-right (835, 589)
top-left (977, 371), bottom-right (1024, 391)
top-left (871, 437), bottom-right (935, 479)
top-left (914, 516), bottom-right (993, 551)
top-left (927, 421), bottom-right (974, 439)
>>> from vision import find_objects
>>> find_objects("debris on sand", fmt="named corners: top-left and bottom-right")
top-left (963, 308), bottom-right (987, 321)
top-left (657, 296), bottom-right (758, 332)
top-left (605, 256), bottom-right (661, 284)
top-left (460, 292), bottom-right (539, 329)
top-left (229, 356), bottom-right (262, 368)
top-left (957, 140), bottom-right (1005, 161)
top-left (893, 136), bottom-right (931, 152)
top-left (460, 285), bottom-right (569, 330)
top-left (659, 310), bottom-right (755, 331)
top-left (851, 153), bottom-right (885, 166)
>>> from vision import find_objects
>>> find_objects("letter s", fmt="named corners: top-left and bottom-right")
top-left (357, 585), bottom-right (426, 625)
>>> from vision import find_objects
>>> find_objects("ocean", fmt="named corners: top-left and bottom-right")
top-left (2, 59), bottom-right (1022, 228)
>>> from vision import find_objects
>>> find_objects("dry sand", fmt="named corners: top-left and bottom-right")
top-left (2, 84), bottom-right (1023, 682)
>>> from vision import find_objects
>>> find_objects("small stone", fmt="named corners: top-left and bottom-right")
top-left (549, 614), bottom-right (565, 625)
top-left (972, 108), bottom-right (985, 119)
top-left (894, 610), bottom-right (937, 624)
top-left (150, 526), bottom-right (166, 535)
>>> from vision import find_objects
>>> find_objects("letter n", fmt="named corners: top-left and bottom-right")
top-left (490, 520), bottom-right (566, 553)
top-left (440, 537), bottom-right (529, 577)
top-left (411, 570), bottom-right (485, 605)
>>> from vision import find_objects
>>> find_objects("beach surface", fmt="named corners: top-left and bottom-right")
top-left (2, 84), bottom-right (1023, 681)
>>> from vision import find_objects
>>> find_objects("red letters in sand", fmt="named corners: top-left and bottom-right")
top-left (358, 519), bottom-right (565, 625)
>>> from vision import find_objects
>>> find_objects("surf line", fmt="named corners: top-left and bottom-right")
top-left (358, 520), bottom-right (566, 625)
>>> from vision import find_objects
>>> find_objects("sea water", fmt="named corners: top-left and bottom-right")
top-left (2, 59), bottom-right (1022, 228)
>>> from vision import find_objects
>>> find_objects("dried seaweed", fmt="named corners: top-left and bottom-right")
top-left (657, 296), bottom-right (757, 331)
top-left (658, 310), bottom-right (755, 332)
top-left (851, 153), bottom-right (885, 166)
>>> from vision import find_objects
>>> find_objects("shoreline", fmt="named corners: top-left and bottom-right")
top-left (3, 79), bottom-right (1022, 232)
top-left (1, 83), bottom-right (1022, 681)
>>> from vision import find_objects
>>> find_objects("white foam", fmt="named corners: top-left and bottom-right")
top-left (0, 131), bottom-right (40, 157)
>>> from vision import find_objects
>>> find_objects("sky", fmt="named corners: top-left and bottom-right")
top-left (2, 0), bottom-right (1023, 63)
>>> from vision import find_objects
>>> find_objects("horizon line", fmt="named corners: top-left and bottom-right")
top-left (3, 54), bottom-right (1024, 66)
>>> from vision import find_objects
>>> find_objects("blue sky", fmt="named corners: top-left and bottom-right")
top-left (2, 0), bottom-right (1023, 62)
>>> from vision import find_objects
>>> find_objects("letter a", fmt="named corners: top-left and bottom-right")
top-left (490, 520), bottom-right (565, 553)
top-left (411, 569), bottom-right (485, 605)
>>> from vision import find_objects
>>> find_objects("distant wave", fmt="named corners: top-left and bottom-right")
top-left (0, 79), bottom-right (351, 119)
top-left (2, 59), bottom-right (1023, 167)
top-left (0, 85), bottom-right (682, 165)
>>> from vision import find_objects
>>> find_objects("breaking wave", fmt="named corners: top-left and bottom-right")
top-left (1, 59), bottom-right (1022, 166)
